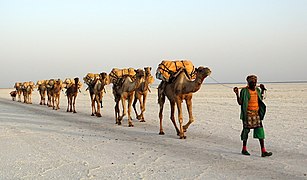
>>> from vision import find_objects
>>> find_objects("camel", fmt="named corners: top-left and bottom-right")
top-left (158, 66), bottom-right (211, 139)
top-left (132, 67), bottom-right (155, 122)
top-left (36, 80), bottom-right (47, 105)
top-left (84, 72), bottom-right (109, 117)
top-left (46, 79), bottom-right (55, 107)
top-left (49, 79), bottom-right (63, 110)
top-left (65, 77), bottom-right (82, 113)
top-left (112, 69), bottom-right (145, 127)
top-left (14, 82), bottom-right (23, 102)
top-left (21, 81), bottom-right (35, 104)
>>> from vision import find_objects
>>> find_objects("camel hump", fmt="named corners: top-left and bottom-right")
top-left (63, 78), bottom-right (74, 88)
top-left (109, 68), bottom-right (136, 83)
top-left (84, 73), bottom-right (99, 85)
top-left (36, 80), bottom-right (46, 86)
top-left (63, 78), bottom-right (82, 89)
top-left (14, 82), bottom-right (21, 88)
top-left (156, 60), bottom-right (196, 82)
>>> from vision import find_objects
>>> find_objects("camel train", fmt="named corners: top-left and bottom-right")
top-left (13, 60), bottom-right (210, 139)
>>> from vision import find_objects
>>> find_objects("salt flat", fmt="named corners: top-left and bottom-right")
top-left (0, 83), bottom-right (306, 179)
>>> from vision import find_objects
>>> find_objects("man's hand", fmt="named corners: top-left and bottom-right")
top-left (260, 84), bottom-right (267, 91)
top-left (233, 87), bottom-right (239, 94)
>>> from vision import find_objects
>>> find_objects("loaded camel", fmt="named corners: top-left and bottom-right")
top-left (83, 72), bottom-right (109, 117)
top-left (49, 79), bottom-right (63, 110)
top-left (65, 77), bottom-right (82, 113)
top-left (158, 66), bottom-right (211, 139)
top-left (112, 69), bottom-right (145, 127)
top-left (46, 79), bottom-right (55, 107)
top-left (36, 80), bottom-right (47, 105)
top-left (14, 82), bottom-right (23, 102)
top-left (132, 67), bottom-right (154, 122)
top-left (21, 81), bottom-right (35, 104)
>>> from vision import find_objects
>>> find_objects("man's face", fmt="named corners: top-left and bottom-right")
top-left (248, 79), bottom-right (257, 89)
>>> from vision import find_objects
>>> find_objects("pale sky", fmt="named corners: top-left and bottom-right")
top-left (1, 0), bottom-right (306, 88)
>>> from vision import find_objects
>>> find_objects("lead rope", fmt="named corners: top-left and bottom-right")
top-left (208, 75), bottom-right (233, 89)
top-left (208, 75), bottom-right (267, 99)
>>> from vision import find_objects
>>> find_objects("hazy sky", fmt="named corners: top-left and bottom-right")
top-left (1, 0), bottom-right (306, 88)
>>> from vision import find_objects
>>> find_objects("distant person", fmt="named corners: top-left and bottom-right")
top-left (233, 75), bottom-right (272, 157)
top-left (10, 90), bottom-right (17, 101)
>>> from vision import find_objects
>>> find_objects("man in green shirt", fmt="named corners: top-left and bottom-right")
top-left (233, 75), bottom-right (272, 157)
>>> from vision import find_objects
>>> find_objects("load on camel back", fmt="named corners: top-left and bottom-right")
top-left (156, 60), bottom-right (196, 82)
top-left (109, 68), bottom-right (137, 85)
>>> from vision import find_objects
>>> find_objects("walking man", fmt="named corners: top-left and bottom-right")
top-left (233, 75), bottom-right (272, 157)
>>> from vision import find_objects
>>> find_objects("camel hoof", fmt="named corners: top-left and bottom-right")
top-left (118, 122), bottom-right (121, 125)
top-left (180, 136), bottom-right (187, 139)
top-left (96, 113), bottom-right (102, 117)
top-left (159, 132), bottom-right (165, 135)
top-left (73, 111), bottom-right (77, 113)
top-left (91, 114), bottom-right (95, 116)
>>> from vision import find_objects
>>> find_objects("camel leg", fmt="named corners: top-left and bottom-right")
top-left (132, 93), bottom-right (139, 119)
top-left (70, 96), bottom-right (73, 112)
top-left (42, 91), bottom-right (46, 105)
top-left (57, 95), bottom-right (60, 109)
top-left (96, 95), bottom-right (102, 117)
top-left (115, 99), bottom-right (121, 125)
top-left (40, 93), bottom-right (43, 105)
top-left (137, 94), bottom-right (144, 121)
top-left (170, 101), bottom-right (180, 136)
top-left (176, 98), bottom-right (186, 139)
top-left (158, 89), bottom-right (165, 135)
top-left (29, 93), bottom-right (32, 104)
top-left (56, 95), bottom-right (60, 110)
top-left (183, 97), bottom-right (194, 132)
top-left (73, 95), bottom-right (77, 113)
top-left (66, 96), bottom-right (70, 112)
top-left (43, 91), bottom-right (46, 105)
top-left (140, 93), bottom-right (147, 122)
top-left (118, 97), bottom-right (126, 121)
top-left (127, 94), bottom-right (134, 127)
top-left (47, 94), bottom-right (51, 107)
top-left (134, 93), bottom-right (144, 121)
top-left (52, 96), bottom-right (55, 110)
top-left (90, 94), bottom-right (95, 116)
top-left (68, 96), bottom-right (72, 112)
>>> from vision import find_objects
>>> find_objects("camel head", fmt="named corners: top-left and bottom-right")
top-left (135, 69), bottom-right (145, 79)
top-left (195, 66), bottom-right (211, 80)
top-left (74, 77), bottom-right (83, 89)
top-left (74, 77), bottom-right (79, 85)
top-left (144, 67), bottom-right (152, 77)
top-left (99, 72), bottom-right (109, 85)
